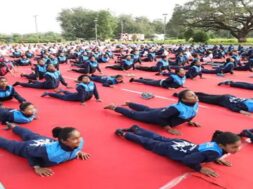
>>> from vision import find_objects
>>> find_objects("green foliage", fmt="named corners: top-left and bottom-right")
top-left (168, 0), bottom-right (253, 42)
top-left (0, 33), bottom-right (64, 44)
top-left (184, 29), bottom-right (194, 41)
top-left (57, 8), bottom-right (117, 40)
top-left (193, 31), bottom-right (209, 43)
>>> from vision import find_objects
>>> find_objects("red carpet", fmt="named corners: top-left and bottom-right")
top-left (1, 59), bottom-right (253, 189)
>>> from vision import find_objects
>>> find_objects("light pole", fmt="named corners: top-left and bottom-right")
top-left (94, 19), bottom-right (98, 42)
top-left (162, 13), bottom-right (168, 40)
top-left (33, 15), bottom-right (39, 43)
top-left (33, 15), bottom-right (39, 33)
top-left (121, 20), bottom-right (124, 34)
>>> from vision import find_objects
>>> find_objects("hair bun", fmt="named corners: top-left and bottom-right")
top-left (52, 127), bottom-right (63, 138)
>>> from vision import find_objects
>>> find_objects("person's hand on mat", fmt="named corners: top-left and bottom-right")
top-left (66, 86), bottom-right (72, 89)
top-left (34, 166), bottom-right (54, 177)
top-left (200, 167), bottom-right (218, 177)
top-left (77, 151), bottom-right (91, 160)
top-left (240, 110), bottom-right (251, 116)
top-left (167, 128), bottom-right (181, 135)
top-left (80, 102), bottom-right (86, 106)
top-left (96, 99), bottom-right (102, 102)
top-left (188, 121), bottom-right (201, 127)
top-left (216, 159), bottom-right (232, 167)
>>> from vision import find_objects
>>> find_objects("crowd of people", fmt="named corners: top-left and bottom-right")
top-left (0, 42), bottom-right (253, 178)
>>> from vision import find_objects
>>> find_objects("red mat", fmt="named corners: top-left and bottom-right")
top-left (1, 58), bottom-right (253, 189)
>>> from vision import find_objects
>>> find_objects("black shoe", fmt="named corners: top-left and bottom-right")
top-left (41, 92), bottom-right (49, 97)
top-left (115, 129), bottom-right (125, 137)
top-left (13, 82), bottom-right (20, 87)
top-left (173, 93), bottom-right (178, 97)
top-left (218, 80), bottom-right (232, 86)
top-left (123, 125), bottom-right (140, 132)
top-left (239, 129), bottom-right (253, 142)
top-left (129, 78), bottom-right (135, 82)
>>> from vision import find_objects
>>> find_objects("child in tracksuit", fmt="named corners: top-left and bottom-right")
top-left (202, 58), bottom-right (234, 76)
top-left (14, 55), bottom-right (31, 66)
top-left (0, 77), bottom-right (26, 103)
top-left (0, 102), bottom-right (36, 124)
top-left (104, 90), bottom-right (200, 135)
top-left (185, 60), bottom-right (203, 79)
top-left (71, 56), bottom-right (102, 74)
top-left (129, 68), bottom-right (186, 89)
top-left (41, 75), bottom-right (101, 105)
top-left (21, 59), bottom-right (47, 80)
top-left (0, 123), bottom-right (90, 177)
top-left (106, 55), bottom-right (135, 71)
top-left (115, 125), bottom-right (241, 177)
top-left (135, 55), bottom-right (170, 74)
top-left (13, 64), bottom-right (69, 89)
top-left (194, 92), bottom-right (253, 116)
top-left (218, 80), bottom-right (253, 90)
top-left (90, 74), bottom-right (124, 87)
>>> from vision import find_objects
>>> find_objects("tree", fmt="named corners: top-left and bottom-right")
top-left (169, 0), bottom-right (253, 42)
top-left (152, 19), bottom-right (164, 34)
top-left (58, 8), bottom-right (120, 40)
top-left (97, 10), bottom-right (117, 40)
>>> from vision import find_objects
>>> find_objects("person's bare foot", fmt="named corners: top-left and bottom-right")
top-left (104, 104), bottom-right (117, 110)
top-left (3, 122), bottom-right (16, 130)
top-left (122, 101), bottom-right (131, 106)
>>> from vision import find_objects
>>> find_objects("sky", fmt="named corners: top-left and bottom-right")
top-left (0, 0), bottom-right (189, 34)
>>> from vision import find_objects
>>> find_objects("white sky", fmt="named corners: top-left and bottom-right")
top-left (0, 0), bottom-right (189, 34)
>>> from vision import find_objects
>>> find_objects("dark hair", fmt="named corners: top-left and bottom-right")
top-left (19, 102), bottom-right (33, 111)
top-left (177, 90), bottom-right (191, 102)
top-left (175, 68), bottom-right (183, 74)
top-left (115, 74), bottom-right (123, 79)
top-left (77, 74), bottom-right (90, 82)
top-left (212, 130), bottom-right (240, 145)
top-left (226, 58), bottom-right (231, 62)
top-left (52, 127), bottom-right (76, 141)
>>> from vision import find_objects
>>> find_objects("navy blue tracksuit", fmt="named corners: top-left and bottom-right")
top-left (0, 107), bottom-right (35, 124)
top-left (90, 75), bottom-right (121, 87)
top-left (195, 92), bottom-right (253, 112)
top-left (106, 59), bottom-right (135, 71)
top-left (227, 81), bottom-right (253, 90)
top-left (18, 71), bottom-right (67, 89)
top-left (202, 62), bottom-right (234, 74)
top-left (46, 82), bottom-right (99, 103)
top-left (72, 61), bottom-right (101, 74)
top-left (234, 58), bottom-right (253, 71)
top-left (22, 64), bottom-right (47, 80)
top-left (136, 59), bottom-right (170, 73)
top-left (186, 66), bottom-right (202, 79)
top-left (0, 85), bottom-right (26, 103)
top-left (0, 126), bottom-right (83, 167)
top-left (114, 102), bottom-right (198, 127)
top-left (133, 74), bottom-right (186, 89)
top-left (124, 126), bottom-right (224, 171)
